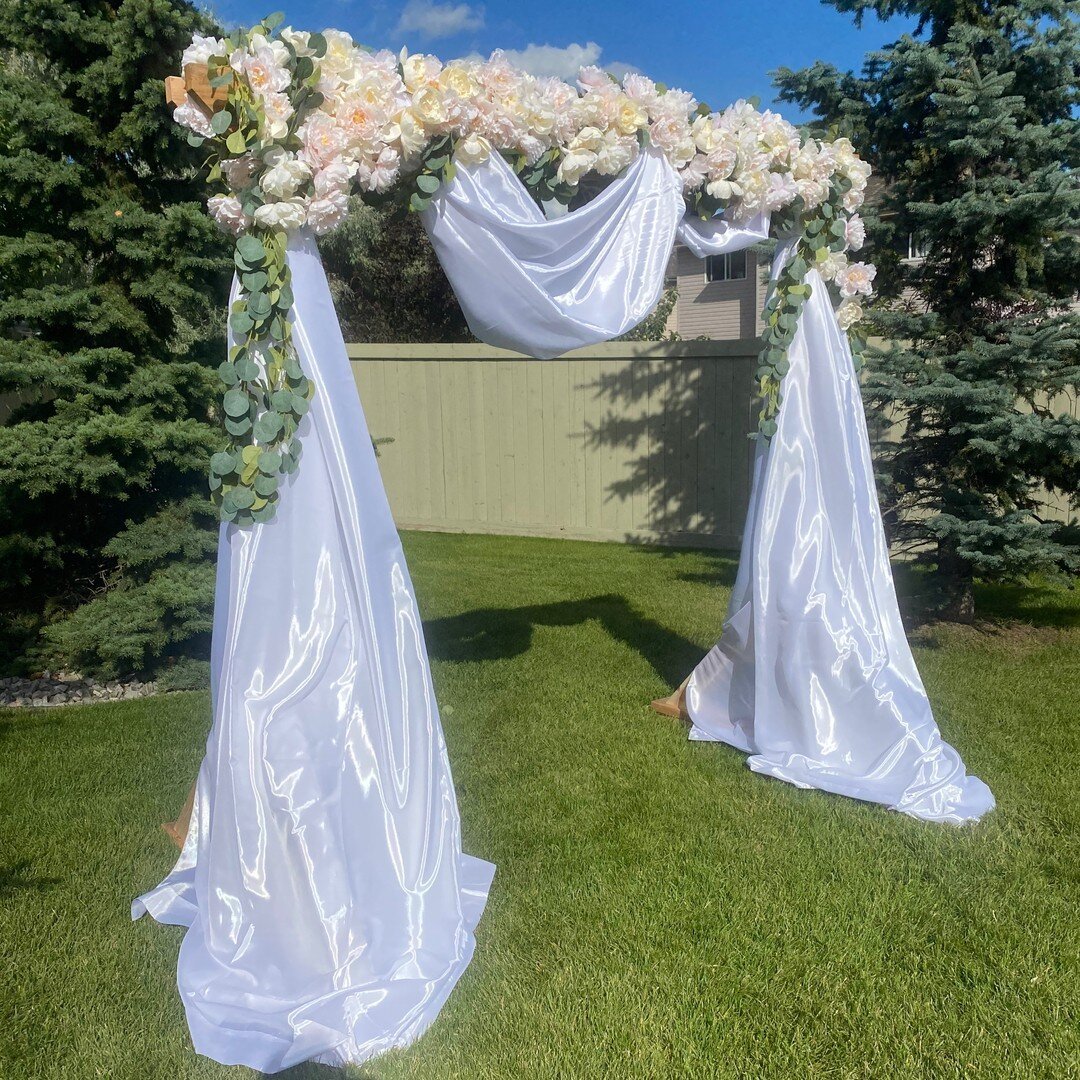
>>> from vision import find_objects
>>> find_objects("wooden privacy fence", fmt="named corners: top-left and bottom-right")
top-left (348, 340), bottom-right (760, 549)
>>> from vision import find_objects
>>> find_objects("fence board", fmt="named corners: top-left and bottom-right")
top-left (346, 340), bottom-right (762, 548)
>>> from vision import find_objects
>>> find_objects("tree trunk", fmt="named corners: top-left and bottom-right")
top-left (935, 548), bottom-right (976, 623)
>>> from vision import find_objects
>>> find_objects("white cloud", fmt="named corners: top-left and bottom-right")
top-left (395, 0), bottom-right (484, 41)
top-left (495, 41), bottom-right (602, 80)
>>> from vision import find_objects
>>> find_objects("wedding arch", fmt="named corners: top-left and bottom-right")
top-left (135, 17), bottom-right (994, 1073)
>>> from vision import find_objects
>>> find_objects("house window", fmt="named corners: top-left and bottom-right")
top-left (906, 233), bottom-right (930, 261)
top-left (705, 250), bottom-right (747, 282)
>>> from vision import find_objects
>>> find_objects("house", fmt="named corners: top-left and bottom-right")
top-left (664, 244), bottom-right (769, 340)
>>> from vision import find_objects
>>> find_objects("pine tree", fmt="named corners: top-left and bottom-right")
top-left (0, 0), bottom-right (231, 675)
top-left (775, 0), bottom-right (1080, 619)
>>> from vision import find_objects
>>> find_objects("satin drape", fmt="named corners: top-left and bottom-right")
top-left (686, 253), bottom-right (994, 822)
top-left (133, 232), bottom-right (494, 1073)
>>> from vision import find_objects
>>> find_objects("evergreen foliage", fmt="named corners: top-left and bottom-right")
top-left (0, 0), bottom-right (231, 674)
top-left (776, 0), bottom-right (1080, 619)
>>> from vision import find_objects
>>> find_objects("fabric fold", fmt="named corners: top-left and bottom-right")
top-left (686, 256), bottom-right (994, 823)
top-left (133, 230), bottom-right (494, 1074)
top-left (422, 147), bottom-right (686, 357)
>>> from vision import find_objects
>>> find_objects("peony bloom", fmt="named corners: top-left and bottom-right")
top-left (260, 91), bottom-right (295, 141)
top-left (402, 53), bottom-right (443, 93)
top-left (182, 34), bottom-right (225, 67)
top-left (836, 297), bottom-right (863, 330)
top-left (679, 154), bottom-right (709, 193)
top-left (280, 26), bottom-right (314, 57)
top-left (254, 198), bottom-right (307, 232)
top-left (844, 213), bottom-right (866, 252)
top-left (306, 192), bottom-right (350, 234)
top-left (838, 261), bottom-right (877, 298)
top-left (355, 146), bottom-right (400, 193)
top-left (614, 96), bottom-right (648, 137)
top-left (299, 112), bottom-right (349, 170)
top-left (261, 150), bottom-right (312, 199)
top-left (207, 194), bottom-right (250, 235)
top-left (622, 73), bottom-right (658, 108)
top-left (577, 65), bottom-right (611, 92)
top-left (818, 249), bottom-right (849, 283)
top-left (173, 100), bottom-right (213, 138)
top-left (764, 171), bottom-right (799, 211)
top-left (455, 132), bottom-right (492, 166)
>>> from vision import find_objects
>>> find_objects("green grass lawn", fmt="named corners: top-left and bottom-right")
top-left (2, 532), bottom-right (1078, 1079)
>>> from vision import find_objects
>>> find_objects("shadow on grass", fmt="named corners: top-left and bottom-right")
top-left (0, 711), bottom-right (61, 743)
top-left (974, 580), bottom-right (1080, 629)
top-left (426, 594), bottom-right (703, 688)
top-left (0, 860), bottom-right (60, 897)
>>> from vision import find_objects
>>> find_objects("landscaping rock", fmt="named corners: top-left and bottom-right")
top-left (0, 672), bottom-right (162, 709)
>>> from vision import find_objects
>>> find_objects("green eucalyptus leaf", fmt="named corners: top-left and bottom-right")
top-left (225, 415), bottom-right (253, 436)
top-left (226, 130), bottom-right (247, 155)
top-left (252, 503), bottom-right (277, 523)
top-left (242, 270), bottom-right (269, 292)
top-left (254, 472), bottom-right (279, 497)
top-left (258, 450), bottom-right (282, 474)
top-left (248, 291), bottom-right (272, 318)
top-left (210, 451), bottom-right (236, 476)
top-left (210, 110), bottom-right (233, 135)
top-left (253, 412), bottom-right (284, 443)
top-left (222, 388), bottom-right (250, 417)
top-left (229, 308), bottom-right (254, 335)
top-left (307, 31), bottom-right (327, 56)
top-left (236, 234), bottom-right (267, 266)
top-left (218, 360), bottom-right (239, 385)
top-left (409, 192), bottom-right (431, 213)
top-left (231, 486), bottom-right (256, 510)
top-left (416, 173), bottom-right (441, 194)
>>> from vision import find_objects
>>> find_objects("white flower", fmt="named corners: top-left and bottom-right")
top-left (622, 73), bottom-right (658, 108)
top-left (844, 213), bottom-right (866, 252)
top-left (455, 133), bottom-right (492, 166)
top-left (818, 249), bottom-right (849, 283)
top-left (260, 91), bottom-right (294, 141)
top-left (838, 261), bottom-right (877, 298)
top-left (679, 154), bottom-right (709, 193)
top-left (314, 159), bottom-right (354, 197)
top-left (836, 297), bottom-right (863, 330)
top-left (706, 177), bottom-right (742, 201)
top-left (182, 34), bottom-right (226, 68)
top-left (207, 194), bottom-right (249, 235)
top-left (577, 65), bottom-right (610, 92)
top-left (280, 27), bottom-right (315, 57)
top-left (402, 53), bottom-right (443, 93)
top-left (306, 192), bottom-right (350, 234)
top-left (261, 150), bottom-right (312, 199)
top-left (691, 114), bottom-right (724, 155)
top-left (594, 130), bottom-right (638, 176)
top-left (557, 147), bottom-right (598, 185)
top-left (841, 187), bottom-right (866, 213)
top-left (355, 146), bottom-right (400, 193)
top-left (173, 100), bottom-right (213, 138)
top-left (253, 198), bottom-right (307, 232)
top-left (764, 171), bottom-right (799, 211)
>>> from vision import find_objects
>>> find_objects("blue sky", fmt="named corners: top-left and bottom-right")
top-left (205, 0), bottom-right (916, 118)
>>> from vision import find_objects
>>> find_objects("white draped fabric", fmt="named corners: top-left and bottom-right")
top-left (425, 151), bottom-right (991, 822)
top-left (136, 141), bottom-right (991, 1074)
top-left (133, 232), bottom-right (494, 1073)
top-left (686, 252), bottom-right (994, 822)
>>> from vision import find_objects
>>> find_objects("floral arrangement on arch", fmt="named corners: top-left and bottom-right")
top-left (172, 14), bottom-right (877, 525)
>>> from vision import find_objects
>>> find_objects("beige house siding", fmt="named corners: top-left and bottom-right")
top-left (671, 246), bottom-right (768, 340)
